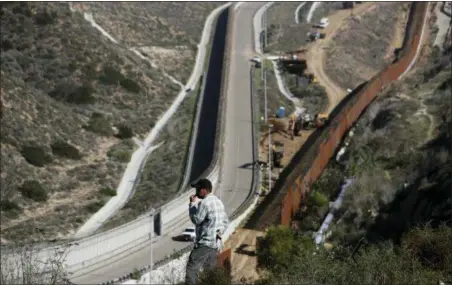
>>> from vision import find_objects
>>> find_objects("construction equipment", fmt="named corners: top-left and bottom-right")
top-left (272, 143), bottom-right (284, 168)
top-left (316, 113), bottom-right (328, 128)
top-left (305, 73), bottom-right (318, 84)
top-left (293, 117), bottom-right (302, 136)
top-left (308, 31), bottom-right (326, 42)
top-left (287, 113), bottom-right (304, 138)
top-left (302, 113), bottom-right (329, 129)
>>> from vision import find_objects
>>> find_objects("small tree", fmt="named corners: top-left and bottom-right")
top-left (115, 123), bottom-right (134, 139)
top-left (21, 146), bottom-right (52, 167)
top-left (99, 187), bottom-right (116, 197)
top-left (84, 113), bottom-right (114, 136)
top-left (0, 242), bottom-right (72, 285)
top-left (51, 140), bottom-right (82, 160)
top-left (19, 180), bottom-right (48, 202)
top-left (198, 268), bottom-right (231, 285)
top-left (257, 225), bottom-right (310, 271)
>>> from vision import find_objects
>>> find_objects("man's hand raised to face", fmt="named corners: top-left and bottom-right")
top-left (190, 194), bottom-right (200, 204)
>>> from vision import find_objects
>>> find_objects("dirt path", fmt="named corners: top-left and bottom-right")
top-left (305, 2), bottom-right (376, 114)
top-left (224, 229), bottom-right (265, 282)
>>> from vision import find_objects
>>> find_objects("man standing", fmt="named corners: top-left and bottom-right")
top-left (185, 178), bottom-right (229, 285)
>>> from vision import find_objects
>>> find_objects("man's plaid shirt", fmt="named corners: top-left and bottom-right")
top-left (188, 194), bottom-right (229, 249)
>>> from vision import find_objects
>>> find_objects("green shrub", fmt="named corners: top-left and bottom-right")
top-left (259, 240), bottom-right (441, 285)
top-left (21, 146), bottom-right (52, 167)
top-left (308, 191), bottom-right (329, 207)
top-left (84, 114), bottom-right (113, 136)
top-left (401, 225), bottom-right (452, 272)
top-left (198, 268), bottom-right (231, 285)
top-left (98, 65), bottom-right (141, 93)
top-left (85, 200), bottom-right (105, 213)
top-left (19, 180), bottom-right (48, 202)
top-left (51, 140), bottom-right (82, 160)
top-left (12, 3), bottom-right (32, 17)
top-left (0, 199), bottom-right (21, 212)
top-left (48, 82), bottom-right (95, 104)
top-left (257, 225), bottom-right (313, 271)
top-left (34, 9), bottom-right (58, 26)
top-left (120, 78), bottom-right (141, 93)
top-left (107, 149), bottom-right (132, 162)
top-left (99, 187), bottom-right (116, 197)
top-left (1, 39), bottom-right (14, 52)
top-left (107, 139), bottom-right (134, 162)
top-left (99, 65), bottom-right (124, 85)
top-left (291, 84), bottom-right (327, 99)
top-left (115, 124), bottom-right (134, 139)
top-left (299, 215), bottom-right (321, 232)
top-left (131, 268), bottom-right (142, 280)
top-left (311, 166), bottom-right (344, 198)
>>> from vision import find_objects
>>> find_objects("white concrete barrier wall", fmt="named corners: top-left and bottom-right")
top-left (126, 192), bottom-right (261, 284)
top-left (64, 162), bottom-right (219, 275)
top-left (67, 217), bottom-right (152, 268)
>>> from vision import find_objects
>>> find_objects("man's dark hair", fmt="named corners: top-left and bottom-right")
top-left (190, 178), bottom-right (212, 192)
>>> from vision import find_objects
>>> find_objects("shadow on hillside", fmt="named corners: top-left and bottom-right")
top-left (366, 130), bottom-right (452, 245)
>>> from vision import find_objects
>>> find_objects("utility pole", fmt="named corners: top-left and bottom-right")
top-left (264, 10), bottom-right (268, 48)
top-left (264, 68), bottom-right (268, 122)
top-left (268, 124), bottom-right (273, 191)
top-left (149, 210), bottom-right (154, 274)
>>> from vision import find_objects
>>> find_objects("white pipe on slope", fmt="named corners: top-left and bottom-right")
top-left (314, 179), bottom-right (354, 245)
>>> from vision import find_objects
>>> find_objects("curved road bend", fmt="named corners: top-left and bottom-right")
top-left (72, 3), bottom-right (262, 284)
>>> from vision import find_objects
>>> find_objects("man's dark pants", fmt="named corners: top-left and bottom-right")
top-left (185, 244), bottom-right (218, 285)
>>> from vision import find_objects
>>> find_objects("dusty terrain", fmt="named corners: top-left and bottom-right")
top-left (0, 2), bottom-right (218, 243)
top-left (78, 2), bottom-right (224, 83)
top-left (324, 2), bottom-right (411, 91)
top-left (266, 2), bottom-right (343, 53)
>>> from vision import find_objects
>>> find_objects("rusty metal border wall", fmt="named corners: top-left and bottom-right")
top-left (247, 2), bottom-right (428, 230)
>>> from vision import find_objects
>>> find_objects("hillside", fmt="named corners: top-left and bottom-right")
top-left (0, 2), bottom-right (219, 244)
top-left (255, 32), bottom-right (452, 285)
top-left (324, 2), bottom-right (410, 90)
top-left (78, 2), bottom-right (223, 83)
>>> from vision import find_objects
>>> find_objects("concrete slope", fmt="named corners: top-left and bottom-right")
top-left (216, 2), bottom-right (266, 215)
top-left (189, 8), bottom-right (229, 182)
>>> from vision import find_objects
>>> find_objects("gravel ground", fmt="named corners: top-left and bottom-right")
top-left (324, 2), bottom-right (410, 90)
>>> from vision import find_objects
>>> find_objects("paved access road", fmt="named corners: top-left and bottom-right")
top-left (72, 3), bottom-right (263, 284)
top-left (216, 2), bottom-right (264, 214)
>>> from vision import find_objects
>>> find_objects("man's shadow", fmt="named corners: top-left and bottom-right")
top-left (239, 160), bottom-right (268, 170)
top-left (235, 244), bottom-right (256, 256)
top-left (172, 235), bottom-right (192, 242)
